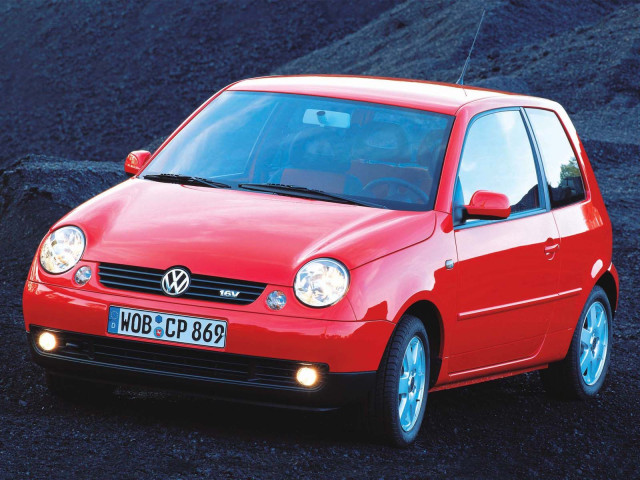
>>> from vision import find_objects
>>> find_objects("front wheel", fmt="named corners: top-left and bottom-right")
top-left (540, 285), bottom-right (612, 399)
top-left (366, 314), bottom-right (430, 447)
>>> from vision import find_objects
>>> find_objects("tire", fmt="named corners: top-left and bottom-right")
top-left (540, 285), bottom-right (612, 400)
top-left (365, 314), bottom-right (430, 447)
top-left (45, 372), bottom-right (115, 401)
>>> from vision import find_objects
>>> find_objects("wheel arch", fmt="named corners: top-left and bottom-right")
top-left (596, 269), bottom-right (618, 313)
top-left (402, 300), bottom-right (444, 387)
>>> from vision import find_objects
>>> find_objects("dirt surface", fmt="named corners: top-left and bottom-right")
top-left (1, 0), bottom-right (639, 478)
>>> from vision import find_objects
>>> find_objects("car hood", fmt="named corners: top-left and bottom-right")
top-left (57, 179), bottom-right (436, 285)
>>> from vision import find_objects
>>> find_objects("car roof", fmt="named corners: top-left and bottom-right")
top-left (228, 75), bottom-right (542, 115)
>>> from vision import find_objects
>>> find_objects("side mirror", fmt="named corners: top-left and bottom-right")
top-left (464, 190), bottom-right (511, 220)
top-left (124, 150), bottom-right (151, 177)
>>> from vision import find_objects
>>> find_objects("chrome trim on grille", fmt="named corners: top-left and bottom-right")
top-left (98, 263), bottom-right (266, 305)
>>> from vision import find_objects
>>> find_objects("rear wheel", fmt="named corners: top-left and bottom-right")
top-left (45, 372), bottom-right (115, 400)
top-left (540, 286), bottom-right (612, 399)
top-left (366, 314), bottom-right (430, 447)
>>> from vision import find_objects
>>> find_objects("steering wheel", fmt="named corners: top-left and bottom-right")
top-left (362, 177), bottom-right (430, 204)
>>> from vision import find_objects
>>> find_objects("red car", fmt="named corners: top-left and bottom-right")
top-left (24, 75), bottom-right (617, 446)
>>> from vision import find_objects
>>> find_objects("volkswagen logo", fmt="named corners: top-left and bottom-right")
top-left (161, 267), bottom-right (191, 296)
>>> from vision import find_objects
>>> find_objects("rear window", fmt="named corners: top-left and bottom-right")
top-left (526, 108), bottom-right (586, 208)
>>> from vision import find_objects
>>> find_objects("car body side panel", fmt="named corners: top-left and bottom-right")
top-left (450, 212), bottom-right (561, 373)
top-left (434, 97), bottom-right (615, 376)
top-left (347, 211), bottom-right (458, 386)
top-left (347, 211), bottom-right (457, 326)
top-left (549, 201), bottom-right (609, 333)
top-left (534, 107), bottom-right (613, 361)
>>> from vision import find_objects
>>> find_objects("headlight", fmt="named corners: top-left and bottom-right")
top-left (294, 258), bottom-right (349, 307)
top-left (39, 226), bottom-right (86, 274)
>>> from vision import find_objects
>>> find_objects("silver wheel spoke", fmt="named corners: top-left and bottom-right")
top-left (408, 395), bottom-right (417, 419)
top-left (598, 313), bottom-right (607, 339)
top-left (399, 373), bottom-right (410, 395)
top-left (399, 396), bottom-right (408, 421)
top-left (579, 301), bottom-right (609, 386)
top-left (404, 348), bottom-right (413, 370)
top-left (580, 328), bottom-right (591, 347)
top-left (580, 349), bottom-right (591, 372)
top-left (588, 307), bottom-right (597, 330)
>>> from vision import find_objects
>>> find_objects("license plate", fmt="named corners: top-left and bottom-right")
top-left (107, 306), bottom-right (227, 348)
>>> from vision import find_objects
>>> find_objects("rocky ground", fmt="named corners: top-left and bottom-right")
top-left (1, 0), bottom-right (639, 478)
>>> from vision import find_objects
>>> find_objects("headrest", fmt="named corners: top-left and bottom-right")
top-left (351, 122), bottom-right (411, 164)
top-left (417, 129), bottom-right (447, 167)
top-left (288, 127), bottom-right (350, 173)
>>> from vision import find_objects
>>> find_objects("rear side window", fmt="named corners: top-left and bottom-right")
top-left (457, 110), bottom-right (541, 219)
top-left (526, 108), bottom-right (586, 208)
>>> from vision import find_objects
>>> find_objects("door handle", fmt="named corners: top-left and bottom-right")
top-left (544, 239), bottom-right (560, 258)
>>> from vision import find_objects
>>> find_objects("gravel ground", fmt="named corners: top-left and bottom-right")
top-left (1, 0), bottom-right (639, 478)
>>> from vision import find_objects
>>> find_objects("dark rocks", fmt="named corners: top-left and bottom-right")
top-left (0, 0), bottom-right (399, 167)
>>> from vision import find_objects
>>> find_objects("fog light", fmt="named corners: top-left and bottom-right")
top-left (266, 290), bottom-right (287, 310)
top-left (296, 366), bottom-right (319, 387)
top-left (38, 332), bottom-right (57, 352)
top-left (74, 266), bottom-right (92, 286)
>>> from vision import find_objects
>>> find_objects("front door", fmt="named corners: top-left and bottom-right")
top-left (449, 109), bottom-right (561, 374)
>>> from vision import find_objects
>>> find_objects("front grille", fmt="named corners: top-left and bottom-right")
top-left (98, 263), bottom-right (266, 305)
top-left (31, 327), bottom-right (326, 390)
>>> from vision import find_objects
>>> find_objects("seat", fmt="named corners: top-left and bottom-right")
top-left (279, 126), bottom-right (361, 194)
top-left (350, 121), bottom-right (412, 165)
top-left (417, 128), bottom-right (447, 169)
top-left (348, 123), bottom-right (433, 199)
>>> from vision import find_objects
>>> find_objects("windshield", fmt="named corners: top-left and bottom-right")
top-left (143, 91), bottom-right (454, 211)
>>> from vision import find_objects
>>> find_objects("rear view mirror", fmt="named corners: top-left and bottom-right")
top-left (465, 190), bottom-right (511, 220)
top-left (124, 150), bottom-right (151, 176)
top-left (303, 109), bottom-right (351, 128)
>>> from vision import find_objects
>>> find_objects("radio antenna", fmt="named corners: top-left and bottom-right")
top-left (456, 9), bottom-right (486, 85)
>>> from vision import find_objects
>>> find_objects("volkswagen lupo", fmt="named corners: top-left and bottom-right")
top-left (24, 75), bottom-right (618, 446)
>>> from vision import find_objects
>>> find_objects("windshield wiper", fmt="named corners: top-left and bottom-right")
top-left (238, 183), bottom-right (387, 209)
top-left (144, 173), bottom-right (231, 189)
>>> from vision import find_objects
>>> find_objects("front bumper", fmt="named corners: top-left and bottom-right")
top-left (28, 327), bottom-right (375, 409)
top-left (24, 281), bottom-right (393, 408)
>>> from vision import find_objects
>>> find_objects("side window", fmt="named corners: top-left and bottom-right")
top-left (456, 110), bottom-right (541, 222)
top-left (526, 108), bottom-right (586, 208)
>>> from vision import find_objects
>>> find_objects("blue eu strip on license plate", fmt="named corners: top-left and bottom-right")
top-left (107, 306), bottom-right (227, 348)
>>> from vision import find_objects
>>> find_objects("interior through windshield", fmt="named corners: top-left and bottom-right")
top-left (144, 91), bottom-right (454, 211)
